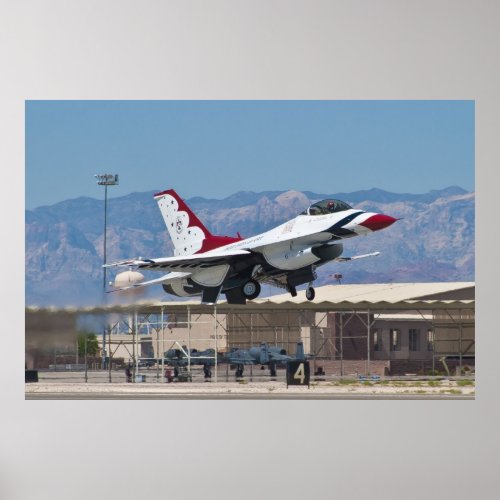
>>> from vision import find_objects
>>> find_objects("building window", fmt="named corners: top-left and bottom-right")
top-left (427, 329), bottom-right (434, 351)
top-left (409, 328), bottom-right (420, 351)
top-left (390, 329), bottom-right (401, 351)
top-left (373, 329), bottom-right (380, 351)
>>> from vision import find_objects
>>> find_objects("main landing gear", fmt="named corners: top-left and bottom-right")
top-left (203, 364), bottom-right (212, 380)
top-left (242, 279), bottom-right (261, 300)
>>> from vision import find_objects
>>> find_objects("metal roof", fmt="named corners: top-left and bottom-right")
top-left (26, 282), bottom-right (475, 315)
top-left (265, 282), bottom-right (475, 304)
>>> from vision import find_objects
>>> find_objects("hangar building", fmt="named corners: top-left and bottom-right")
top-left (26, 282), bottom-right (474, 378)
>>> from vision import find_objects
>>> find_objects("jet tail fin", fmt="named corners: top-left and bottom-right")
top-left (259, 342), bottom-right (270, 364)
top-left (153, 189), bottom-right (243, 256)
top-left (295, 341), bottom-right (305, 361)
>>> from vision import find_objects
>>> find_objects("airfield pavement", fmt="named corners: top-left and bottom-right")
top-left (25, 370), bottom-right (475, 400)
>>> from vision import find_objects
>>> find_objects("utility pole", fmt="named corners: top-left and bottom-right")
top-left (95, 173), bottom-right (119, 370)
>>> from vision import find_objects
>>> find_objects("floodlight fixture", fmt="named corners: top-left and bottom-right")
top-left (95, 173), bottom-right (119, 186)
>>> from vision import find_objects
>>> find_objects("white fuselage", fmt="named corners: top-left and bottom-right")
top-left (199, 209), bottom-right (376, 271)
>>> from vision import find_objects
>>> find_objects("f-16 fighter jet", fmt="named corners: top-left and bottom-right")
top-left (106, 189), bottom-right (397, 304)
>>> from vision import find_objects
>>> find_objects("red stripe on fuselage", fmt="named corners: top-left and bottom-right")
top-left (197, 235), bottom-right (243, 253)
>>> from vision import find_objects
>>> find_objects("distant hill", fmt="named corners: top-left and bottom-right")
top-left (25, 187), bottom-right (474, 306)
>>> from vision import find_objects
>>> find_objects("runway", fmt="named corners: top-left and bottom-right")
top-left (26, 391), bottom-right (474, 400)
top-left (25, 376), bottom-right (475, 400)
top-left (25, 383), bottom-right (475, 401)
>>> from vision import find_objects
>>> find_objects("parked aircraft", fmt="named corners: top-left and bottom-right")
top-left (164, 346), bottom-right (219, 379)
top-left (164, 342), bottom-right (308, 378)
top-left (106, 189), bottom-right (398, 304)
top-left (225, 341), bottom-right (307, 377)
top-left (164, 346), bottom-right (220, 365)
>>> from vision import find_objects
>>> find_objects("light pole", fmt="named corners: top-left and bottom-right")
top-left (95, 174), bottom-right (119, 289)
top-left (95, 173), bottom-right (119, 370)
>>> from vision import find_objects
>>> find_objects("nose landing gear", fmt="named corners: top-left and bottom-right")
top-left (305, 283), bottom-right (315, 301)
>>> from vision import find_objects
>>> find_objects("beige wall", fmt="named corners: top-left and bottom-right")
top-left (225, 311), bottom-right (317, 355)
top-left (99, 313), bottom-right (228, 361)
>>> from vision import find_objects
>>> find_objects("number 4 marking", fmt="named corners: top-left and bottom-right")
top-left (294, 363), bottom-right (305, 384)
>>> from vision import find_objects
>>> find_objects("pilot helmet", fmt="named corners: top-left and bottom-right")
top-left (327, 201), bottom-right (336, 212)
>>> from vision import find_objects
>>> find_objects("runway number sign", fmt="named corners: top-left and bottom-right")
top-left (294, 363), bottom-right (305, 384)
top-left (287, 361), bottom-right (310, 388)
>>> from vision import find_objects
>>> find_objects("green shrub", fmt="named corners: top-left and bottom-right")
top-left (339, 379), bottom-right (357, 385)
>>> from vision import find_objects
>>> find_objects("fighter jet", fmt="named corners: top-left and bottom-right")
top-left (164, 346), bottom-right (222, 366)
top-left (162, 342), bottom-right (306, 379)
top-left (106, 188), bottom-right (398, 304)
top-left (225, 341), bottom-right (307, 378)
top-left (164, 346), bottom-right (219, 379)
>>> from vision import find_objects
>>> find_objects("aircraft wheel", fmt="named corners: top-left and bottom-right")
top-left (242, 280), bottom-right (261, 300)
top-left (306, 286), bottom-right (315, 301)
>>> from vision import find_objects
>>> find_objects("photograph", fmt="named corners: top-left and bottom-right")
top-left (25, 100), bottom-right (475, 400)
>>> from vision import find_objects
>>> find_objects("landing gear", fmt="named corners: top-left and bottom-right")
top-left (242, 280), bottom-right (261, 300)
top-left (235, 365), bottom-right (244, 378)
top-left (306, 285), bottom-right (315, 301)
top-left (203, 364), bottom-right (212, 379)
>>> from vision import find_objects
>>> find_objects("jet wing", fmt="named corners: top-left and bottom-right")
top-left (104, 249), bottom-right (252, 271)
top-left (268, 352), bottom-right (293, 362)
top-left (224, 351), bottom-right (255, 365)
top-left (255, 252), bottom-right (381, 291)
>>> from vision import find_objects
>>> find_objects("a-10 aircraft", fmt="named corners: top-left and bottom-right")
top-left (163, 342), bottom-right (307, 378)
top-left (226, 341), bottom-right (307, 378)
top-left (163, 346), bottom-right (218, 378)
top-left (106, 188), bottom-right (398, 304)
top-left (164, 346), bottom-right (218, 367)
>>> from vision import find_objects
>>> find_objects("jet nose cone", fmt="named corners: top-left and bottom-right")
top-left (359, 214), bottom-right (398, 232)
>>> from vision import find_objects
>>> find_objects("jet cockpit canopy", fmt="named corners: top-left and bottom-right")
top-left (301, 199), bottom-right (353, 216)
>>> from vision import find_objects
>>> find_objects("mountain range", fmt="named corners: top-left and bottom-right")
top-left (25, 186), bottom-right (474, 306)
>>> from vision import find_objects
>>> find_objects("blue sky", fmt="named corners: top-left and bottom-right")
top-left (25, 100), bottom-right (474, 209)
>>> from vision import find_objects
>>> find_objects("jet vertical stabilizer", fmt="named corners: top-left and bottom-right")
top-left (154, 189), bottom-right (242, 256)
top-left (295, 341), bottom-right (305, 361)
